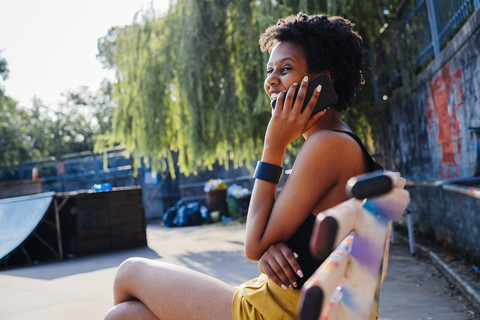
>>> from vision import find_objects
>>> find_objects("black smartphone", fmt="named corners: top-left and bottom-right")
top-left (270, 75), bottom-right (338, 115)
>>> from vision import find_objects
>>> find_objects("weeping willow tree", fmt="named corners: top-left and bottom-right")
top-left (97, 0), bottom-right (402, 175)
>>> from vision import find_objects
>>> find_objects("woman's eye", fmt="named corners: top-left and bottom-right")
top-left (266, 66), bottom-right (292, 74)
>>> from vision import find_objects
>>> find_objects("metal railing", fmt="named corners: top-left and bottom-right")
top-left (0, 148), bottom-right (132, 184)
top-left (398, 176), bottom-right (480, 255)
top-left (374, 0), bottom-right (479, 98)
top-left (406, 176), bottom-right (480, 199)
top-left (434, 0), bottom-right (477, 49)
top-left (0, 148), bottom-right (138, 195)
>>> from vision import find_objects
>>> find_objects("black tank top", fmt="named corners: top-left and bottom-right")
top-left (286, 130), bottom-right (382, 288)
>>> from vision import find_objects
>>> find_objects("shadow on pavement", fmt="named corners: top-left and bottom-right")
top-left (0, 246), bottom-right (160, 280)
top-left (173, 249), bottom-right (259, 285)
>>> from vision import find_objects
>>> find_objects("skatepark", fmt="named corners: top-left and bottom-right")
top-left (0, 221), bottom-right (478, 319)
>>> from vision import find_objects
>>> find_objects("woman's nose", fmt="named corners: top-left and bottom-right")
top-left (265, 72), bottom-right (278, 87)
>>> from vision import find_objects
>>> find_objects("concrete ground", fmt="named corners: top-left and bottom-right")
top-left (0, 222), bottom-right (477, 319)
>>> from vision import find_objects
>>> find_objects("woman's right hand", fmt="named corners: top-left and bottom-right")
top-left (258, 242), bottom-right (304, 289)
top-left (263, 76), bottom-right (323, 154)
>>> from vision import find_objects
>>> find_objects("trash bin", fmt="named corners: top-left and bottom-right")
top-left (206, 189), bottom-right (228, 215)
top-left (226, 197), bottom-right (239, 220)
top-left (204, 179), bottom-right (229, 216)
top-left (226, 184), bottom-right (251, 219)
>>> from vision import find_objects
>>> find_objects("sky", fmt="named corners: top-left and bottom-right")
top-left (0, 0), bottom-right (170, 108)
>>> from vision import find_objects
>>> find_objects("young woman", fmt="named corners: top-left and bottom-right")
top-left (105, 13), bottom-right (379, 320)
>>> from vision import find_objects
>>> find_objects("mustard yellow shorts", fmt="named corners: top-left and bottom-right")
top-left (232, 274), bottom-right (301, 320)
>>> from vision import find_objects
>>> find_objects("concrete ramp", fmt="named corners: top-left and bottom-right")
top-left (0, 192), bottom-right (55, 262)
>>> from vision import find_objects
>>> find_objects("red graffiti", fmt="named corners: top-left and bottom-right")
top-left (425, 63), bottom-right (465, 178)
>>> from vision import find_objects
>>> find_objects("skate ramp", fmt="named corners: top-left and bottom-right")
top-left (0, 192), bottom-right (55, 261)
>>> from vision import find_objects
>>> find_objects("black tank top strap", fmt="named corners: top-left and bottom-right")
top-left (332, 129), bottom-right (383, 171)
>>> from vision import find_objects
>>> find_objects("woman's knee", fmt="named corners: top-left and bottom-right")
top-left (116, 257), bottom-right (153, 282)
top-left (113, 257), bottom-right (151, 301)
top-left (105, 301), bottom-right (154, 320)
top-left (104, 303), bottom-right (131, 320)
top-left (104, 305), bottom-right (120, 320)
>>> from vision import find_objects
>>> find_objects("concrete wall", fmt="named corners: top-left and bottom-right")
top-left (407, 187), bottom-right (480, 260)
top-left (375, 9), bottom-right (480, 261)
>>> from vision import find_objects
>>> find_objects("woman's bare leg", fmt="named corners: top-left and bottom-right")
top-left (106, 300), bottom-right (159, 320)
top-left (104, 257), bottom-right (237, 320)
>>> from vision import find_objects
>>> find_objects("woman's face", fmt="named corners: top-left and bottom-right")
top-left (264, 41), bottom-right (310, 102)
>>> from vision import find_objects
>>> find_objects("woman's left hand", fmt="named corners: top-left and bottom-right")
top-left (258, 242), bottom-right (303, 289)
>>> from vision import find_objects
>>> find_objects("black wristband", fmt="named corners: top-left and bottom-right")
top-left (253, 161), bottom-right (283, 184)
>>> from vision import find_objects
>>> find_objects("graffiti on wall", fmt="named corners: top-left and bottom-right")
top-left (425, 63), bottom-right (465, 177)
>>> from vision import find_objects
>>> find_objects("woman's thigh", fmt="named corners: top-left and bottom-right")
top-left (114, 257), bottom-right (237, 320)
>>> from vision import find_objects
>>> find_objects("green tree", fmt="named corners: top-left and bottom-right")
top-left (0, 55), bottom-right (31, 168)
top-left (97, 0), bottom-right (402, 175)
top-left (0, 55), bottom-right (8, 80)
top-left (61, 80), bottom-right (115, 138)
top-left (37, 82), bottom-right (116, 158)
top-left (0, 92), bottom-right (31, 168)
top-left (0, 70), bottom-right (114, 167)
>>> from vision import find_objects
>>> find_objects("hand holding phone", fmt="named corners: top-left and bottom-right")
top-left (271, 75), bottom-right (338, 115)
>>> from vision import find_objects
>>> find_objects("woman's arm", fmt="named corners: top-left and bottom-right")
top-left (244, 78), bottom-right (323, 260)
top-left (245, 132), bottom-right (351, 260)
top-left (243, 78), bottom-right (368, 260)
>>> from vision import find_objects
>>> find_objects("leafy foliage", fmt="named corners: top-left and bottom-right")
top-left (0, 55), bottom-right (9, 81)
top-left (96, 0), bottom-right (404, 175)
top-left (0, 91), bottom-right (30, 168)
top-left (0, 75), bottom-right (114, 168)
top-left (2, 1), bottom-right (413, 171)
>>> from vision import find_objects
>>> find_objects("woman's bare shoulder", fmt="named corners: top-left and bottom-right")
top-left (294, 129), bottom-right (366, 180)
top-left (301, 129), bottom-right (363, 157)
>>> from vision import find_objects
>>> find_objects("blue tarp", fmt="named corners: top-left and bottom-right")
top-left (163, 201), bottom-right (210, 227)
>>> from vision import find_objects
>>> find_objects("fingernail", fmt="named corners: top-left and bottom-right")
top-left (297, 270), bottom-right (304, 278)
top-left (293, 82), bottom-right (298, 87)
top-left (289, 285), bottom-right (294, 290)
top-left (293, 282), bottom-right (298, 288)
top-left (281, 284), bottom-right (288, 290)
top-left (303, 76), bottom-right (308, 82)
top-left (316, 84), bottom-right (322, 92)
top-left (293, 252), bottom-right (299, 259)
